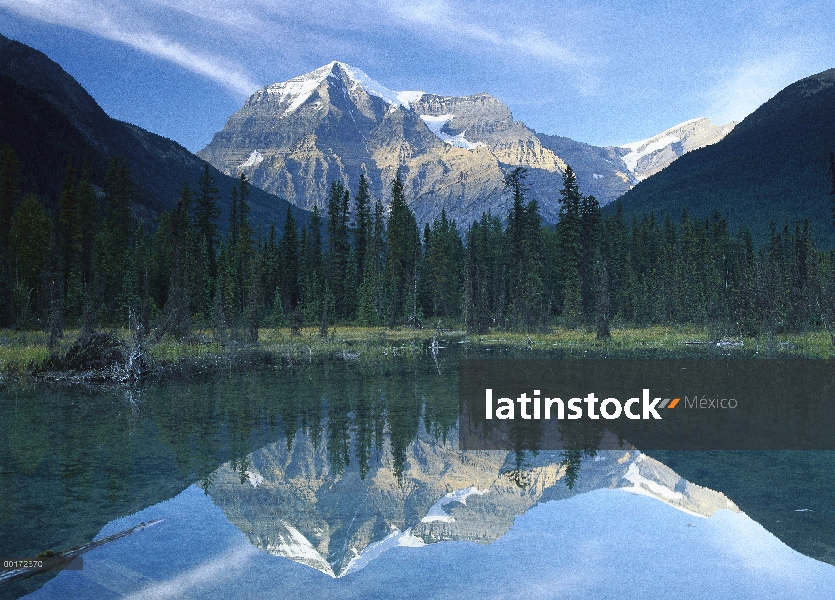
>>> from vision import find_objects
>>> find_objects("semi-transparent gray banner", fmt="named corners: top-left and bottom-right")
top-left (459, 359), bottom-right (835, 450)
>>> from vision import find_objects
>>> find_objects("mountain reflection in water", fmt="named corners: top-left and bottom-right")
top-left (206, 429), bottom-right (737, 577)
top-left (23, 443), bottom-right (835, 600)
top-left (1, 352), bottom-right (835, 598)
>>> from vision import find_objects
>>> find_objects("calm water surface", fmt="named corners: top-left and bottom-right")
top-left (1, 347), bottom-right (833, 598)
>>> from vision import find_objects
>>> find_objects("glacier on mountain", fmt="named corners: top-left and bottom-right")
top-left (620, 134), bottom-right (680, 178)
top-left (419, 114), bottom-right (486, 150)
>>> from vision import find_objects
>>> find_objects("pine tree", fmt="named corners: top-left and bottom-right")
top-left (95, 157), bottom-right (135, 323)
top-left (358, 200), bottom-right (386, 325)
top-left (418, 222), bottom-right (433, 319)
top-left (127, 225), bottom-right (151, 337)
top-left (504, 167), bottom-right (545, 331)
top-left (194, 163), bottom-right (220, 308)
top-left (464, 213), bottom-right (505, 333)
top-left (213, 240), bottom-right (232, 343)
top-left (579, 192), bottom-right (602, 320)
top-left (326, 180), bottom-right (352, 320)
top-left (263, 222), bottom-right (279, 320)
top-left (601, 201), bottom-right (629, 322)
top-left (302, 205), bottom-right (325, 324)
top-left (279, 207), bottom-right (300, 312)
top-left (555, 166), bottom-right (582, 324)
top-left (353, 174), bottom-right (372, 289)
top-left (161, 183), bottom-right (193, 339)
top-left (595, 261), bottom-right (611, 339)
top-left (9, 195), bottom-right (52, 325)
top-left (464, 218), bottom-right (488, 333)
top-left (385, 172), bottom-right (419, 326)
top-left (247, 226), bottom-right (263, 342)
top-left (235, 174), bottom-right (259, 339)
top-left (423, 210), bottom-right (464, 319)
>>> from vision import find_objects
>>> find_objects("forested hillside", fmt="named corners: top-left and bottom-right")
top-left (612, 68), bottom-right (835, 247)
top-left (0, 33), bottom-right (308, 232)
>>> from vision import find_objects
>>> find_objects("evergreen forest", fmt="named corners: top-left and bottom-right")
top-left (3, 143), bottom-right (835, 345)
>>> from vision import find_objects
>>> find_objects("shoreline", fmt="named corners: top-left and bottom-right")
top-left (2, 325), bottom-right (833, 386)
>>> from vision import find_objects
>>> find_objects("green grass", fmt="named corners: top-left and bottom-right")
top-left (0, 330), bottom-right (54, 374)
top-left (2, 324), bottom-right (834, 377)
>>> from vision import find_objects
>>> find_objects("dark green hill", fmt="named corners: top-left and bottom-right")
top-left (0, 34), bottom-right (308, 232)
top-left (609, 69), bottom-right (835, 246)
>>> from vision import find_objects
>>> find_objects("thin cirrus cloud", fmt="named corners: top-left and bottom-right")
top-left (385, 0), bottom-right (582, 66)
top-left (705, 54), bottom-right (808, 125)
top-left (2, 0), bottom-right (591, 97)
top-left (0, 0), bottom-right (259, 95)
top-left (147, 0), bottom-right (584, 67)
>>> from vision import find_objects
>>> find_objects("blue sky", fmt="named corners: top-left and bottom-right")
top-left (1, 0), bottom-right (833, 153)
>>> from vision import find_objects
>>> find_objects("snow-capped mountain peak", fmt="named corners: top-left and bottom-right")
top-left (333, 62), bottom-right (424, 108)
top-left (618, 117), bottom-right (736, 182)
top-left (255, 61), bottom-right (425, 118)
top-left (201, 61), bottom-right (732, 224)
top-left (259, 62), bottom-right (334, 116)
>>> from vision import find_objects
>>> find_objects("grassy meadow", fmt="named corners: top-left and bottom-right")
top-left (1, 324), bottom-right (834, 378)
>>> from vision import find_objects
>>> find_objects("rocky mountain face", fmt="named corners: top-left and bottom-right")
top-left (198, 61), bottom-right (555, 224)
top-left (207, 428), bottom-right (738, 578)
top-left (0, 34), bottom-right (308, 232)
top-left (200, 62), bottom-right (733, 225)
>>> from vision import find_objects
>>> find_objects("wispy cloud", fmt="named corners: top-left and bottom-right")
top-left (706, 54), bottom-right (806, 124)
top-left (385, 0), bottom-right (583, 66)
top-left (0, 0), bottom-right (259, 95)
top-left (1, 0), bottom-right (594, 96)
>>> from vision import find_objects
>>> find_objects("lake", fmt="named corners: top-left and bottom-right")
top-left (1, 345), bottom-right (834, 598)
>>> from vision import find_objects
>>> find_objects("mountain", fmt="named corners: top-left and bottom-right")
top-left (207, 430), bottom-right (738, 578)
top-left (199, 62), bottom-right (732, 225)
top-left (616, 117), bottom-right (736, 181)
top-left (0, 34), bottom-right (308, 231)
top-left (536, 118), bottom-right (734, 202)
top-left (198, 61), bottom-right (562, 224)
top-left (611, 68), bottom-right (835, 245)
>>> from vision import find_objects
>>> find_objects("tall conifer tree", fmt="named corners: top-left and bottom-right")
top-left (385, 172), bottom-right (419, 326)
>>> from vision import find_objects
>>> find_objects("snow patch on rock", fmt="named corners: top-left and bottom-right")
top-left (420, 114), bottom-right (485, 150)
top-left (620, 134), bottom-right (680, 175)
top-left (422, 486), bottom-right (489, 523)
top-left (240, 150), bottom-right (264, 169)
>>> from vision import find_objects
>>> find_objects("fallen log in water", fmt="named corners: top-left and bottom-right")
top-left (0, 519), bottom-right (164, 586)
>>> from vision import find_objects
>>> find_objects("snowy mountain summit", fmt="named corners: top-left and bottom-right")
top-left (199, 60), bottom-right (570, 224)
top-left (619, 117), bottom-right (737, 182)
top-left (199, 62), bottom-right (734, 224)
top-left (254, 61), bottom-right (425, 119)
